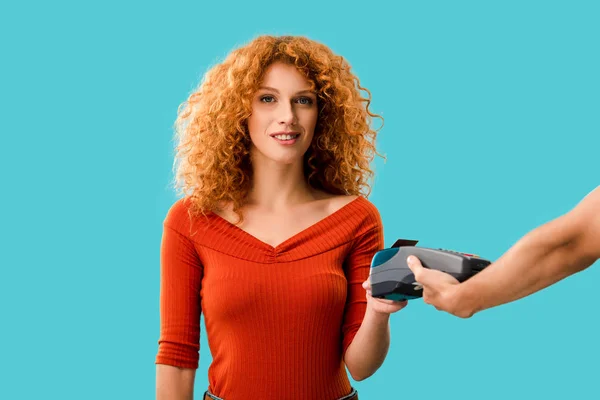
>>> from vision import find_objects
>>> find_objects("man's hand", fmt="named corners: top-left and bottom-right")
top-left (406, 256), bottom-right (473, 318)
top-left (362, 279), bottom-right (408, 315)
top-left (404, 187), bottom-right (599, 318)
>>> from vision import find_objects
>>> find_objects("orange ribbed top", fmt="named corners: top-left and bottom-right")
top-left (155, 196), bottom-right (383, 399)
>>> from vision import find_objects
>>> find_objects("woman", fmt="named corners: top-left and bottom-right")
top-left (156, 35), bottom-right (406, 400)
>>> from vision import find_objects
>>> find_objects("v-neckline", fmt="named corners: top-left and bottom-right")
top-left (210, 196), bottom-right (364, 252)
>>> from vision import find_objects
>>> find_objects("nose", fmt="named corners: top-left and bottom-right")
top-left (277, 102), bottom-right (297, 126)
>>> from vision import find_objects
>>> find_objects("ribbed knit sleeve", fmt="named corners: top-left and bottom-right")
top-left (341, 206), bottom-right (384, 356)
top-left (155, 200), bottom-right (203, 369)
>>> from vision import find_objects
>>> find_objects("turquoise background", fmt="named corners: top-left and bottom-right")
top-left (1, 0), bottom-right (598, 399)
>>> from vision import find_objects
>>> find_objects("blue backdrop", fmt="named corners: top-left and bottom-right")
top-left (1, 1), bottom-right (598, 399)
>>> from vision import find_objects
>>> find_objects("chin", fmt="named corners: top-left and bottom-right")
top-left (252, 146), bottom-right (308, 166)
top-left (270, 154), bottom-right (304, 165)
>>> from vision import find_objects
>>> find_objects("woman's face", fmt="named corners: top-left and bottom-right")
top-left (247, 62), bottom-right (318, 166)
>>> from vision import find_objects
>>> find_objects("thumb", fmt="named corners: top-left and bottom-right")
top-left (406, 256), bottom-right (432, 285)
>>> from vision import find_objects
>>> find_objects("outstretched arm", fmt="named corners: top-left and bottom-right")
top-left (408, 186), bottom-right (600, 318)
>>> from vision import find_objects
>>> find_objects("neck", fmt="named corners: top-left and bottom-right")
top-left (247, 156), bottom-right (315, 211)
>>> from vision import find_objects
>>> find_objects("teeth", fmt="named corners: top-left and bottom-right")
top-left (274, 134), bottom-right (297, 140)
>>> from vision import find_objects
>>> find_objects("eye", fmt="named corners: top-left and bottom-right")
top-left (295, 97), bottom-right (314, 105)
top-left (260, 95), bottom-right (276, 103)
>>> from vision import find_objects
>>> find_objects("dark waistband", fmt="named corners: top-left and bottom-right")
top-left (203, 387), bottom-right (358, 400)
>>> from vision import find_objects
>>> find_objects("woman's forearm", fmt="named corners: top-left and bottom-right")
top-left (343, 308), bottom-right (390, 381)
top-left (156, 364), bottom-right (195, 400)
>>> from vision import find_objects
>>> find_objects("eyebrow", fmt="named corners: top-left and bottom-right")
top-left (258, 86), bottom-right (316, 95)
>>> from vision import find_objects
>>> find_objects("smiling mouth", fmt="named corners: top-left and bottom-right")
top-left (271, 133), bottom-right (300, 140)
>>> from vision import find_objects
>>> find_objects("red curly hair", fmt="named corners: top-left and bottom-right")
top-left (173, 35), bottom-right (383, 221)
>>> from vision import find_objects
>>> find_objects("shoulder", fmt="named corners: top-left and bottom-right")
top-left (163, 197), bottom-right (196, 234)
top-left (354, 196), bottom-right (383, 235)
top-left (354, 195), bottom-right (381, 219)
top-left (348, 195), bottom-right (381, 220)
top-left (328, 194), bottom-right (382, 233)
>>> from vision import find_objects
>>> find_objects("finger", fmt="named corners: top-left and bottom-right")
top-left (374, 297), bottom-right (406, 306)
top-left (362, 280), bottom-right (371, 290)
top-left (372, 301), bottom-right (408, 315)
top-left (422, 289), bottom-right (440, 305)
top-left (406, 256), bottom-right (425, 281)
top-left (407, 256), bottom-right (443, 287)
top-left (392, 300), bottom-right (409, 311)
top-left (422, 293), bottom-right (433, 305)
